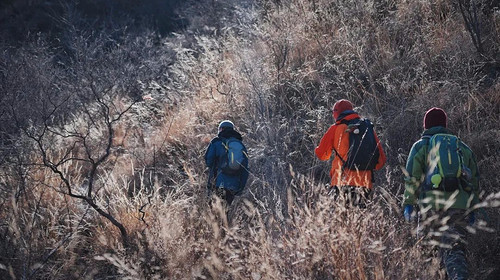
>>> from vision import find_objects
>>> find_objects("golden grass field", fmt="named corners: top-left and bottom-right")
top-left (0, 0), bottom-right (499, 279)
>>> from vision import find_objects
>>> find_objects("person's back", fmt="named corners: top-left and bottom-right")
top-left (403, 129), bottom-right (479, 210)
top-left (315, 99), bottom-right (386, 207)
top-left (403, 107), bottom-right (480, 280)
top-left (205, 120), bottom-right (249, 205)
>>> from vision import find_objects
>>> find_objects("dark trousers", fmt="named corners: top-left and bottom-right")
top-left (437, 209), bottom-right (469, 280)
top-left (215, 187), bottom-right (236, 206)
top-left (329, 186), bottom-right (372, 208)
top-left (419, 209), bottom-right (470, 280)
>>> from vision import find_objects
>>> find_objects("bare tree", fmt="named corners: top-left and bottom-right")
top-left (15, 85), bottom-right (137, 247)
top-left (2, 25), bottom-right (145, 248)
top-left (458, 0), bottom-right (484, 55)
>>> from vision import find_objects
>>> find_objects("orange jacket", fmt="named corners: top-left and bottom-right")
top-left (315, 113), bottom-right (386, 188)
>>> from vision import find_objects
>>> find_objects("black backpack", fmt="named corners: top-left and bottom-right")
top-left (339, 118), bottom-right (380, 171)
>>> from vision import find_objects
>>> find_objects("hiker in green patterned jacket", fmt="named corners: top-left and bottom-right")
top-left (402, 107), bottom-right (480, 280)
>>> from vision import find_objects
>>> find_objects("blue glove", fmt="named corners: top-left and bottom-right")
top-left (468, 212), bottom-right (475, 225)
top-left (404, 205), bottom-right (413, 222)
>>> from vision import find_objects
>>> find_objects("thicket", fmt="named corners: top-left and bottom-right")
top-left (0, 0), bottom-right (499, 279)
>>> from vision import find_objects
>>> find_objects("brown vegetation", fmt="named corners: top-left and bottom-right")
top-left (0, 0), bottom-right (499, 279)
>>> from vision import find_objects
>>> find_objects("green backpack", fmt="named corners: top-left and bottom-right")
top-left (424, 133), bottom-right (466, 192)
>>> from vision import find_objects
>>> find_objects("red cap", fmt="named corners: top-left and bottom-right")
top-left (333, 99), bottom-right (354, 120)
top-left (423, 107), bottom-right (447, 129)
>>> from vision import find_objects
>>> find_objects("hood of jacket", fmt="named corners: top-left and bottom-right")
top-left (422, 126), bottom-right (450, 137)
top-left (335, 110), bottom-right (360, 124)
top-left (218, 128), bottom-right (243, 141)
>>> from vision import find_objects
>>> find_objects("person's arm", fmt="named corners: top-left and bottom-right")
top-left (205, 140), bottom-right (216, 166)
top-left (315, 125), bottom-right (336, 161)
top-left (237, 145), bottom-right (249, 192)
top-left (403, 140), bottom-right (426, 206)
top-left (373, 131), bottom-right (387, 170)
top-left (462, 143), bottom-right (480, 204)
top-left (205, 139), bottom-right (219, 189)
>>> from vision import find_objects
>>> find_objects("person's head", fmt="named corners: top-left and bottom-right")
top-left (332, 99), bottom-right (354, 120)
top-left (423, 107), bottom-right (447, 129)
top-left (218, 120), bottom-right (234, 133)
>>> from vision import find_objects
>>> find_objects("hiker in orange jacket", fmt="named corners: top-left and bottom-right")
top-left (315, 99), bottom-right (386, 206)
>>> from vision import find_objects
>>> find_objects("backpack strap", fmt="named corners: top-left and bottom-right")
top-left (330, 124), bottom-right (347, 167)
top-left (339, 117), bottom-right (359, 127)
top-left (332, 146), bottom-right (347, 167)
top-left (220, 137), bottom-right (229, 149)
top-left (417, 135), bottom-right (432, 196)
top-left (331, 120), bottom-right (356, 172)
top-left (421, 135), bottom-right (431, 157)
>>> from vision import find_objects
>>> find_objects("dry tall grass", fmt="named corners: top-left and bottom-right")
top-left (1, 0), bottom-right (499, 279)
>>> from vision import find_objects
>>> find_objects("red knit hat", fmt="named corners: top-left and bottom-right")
top-left (333, 99), bottom-right (354, 120)
top-left (423, 107), bottom-right (447, 129)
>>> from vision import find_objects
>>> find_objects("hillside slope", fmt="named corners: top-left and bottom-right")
top-left (0, 0), bottom-right (499, 279)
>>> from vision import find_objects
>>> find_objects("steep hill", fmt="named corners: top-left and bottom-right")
top-left (0, 0), bottom-right (499, 279)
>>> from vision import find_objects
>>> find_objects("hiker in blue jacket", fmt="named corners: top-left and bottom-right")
top-left (205, 120), bottom-right (249, 205)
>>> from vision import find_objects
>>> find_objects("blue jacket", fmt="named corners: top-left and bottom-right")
top-left (204, 129), bottom-right (249, 193)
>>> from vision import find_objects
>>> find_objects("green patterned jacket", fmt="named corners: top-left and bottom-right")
top-left (403, 126), bottom-right (480, 210)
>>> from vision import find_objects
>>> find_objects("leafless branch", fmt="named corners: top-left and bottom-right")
top-left (458, 0), bottom-right (484, 55)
